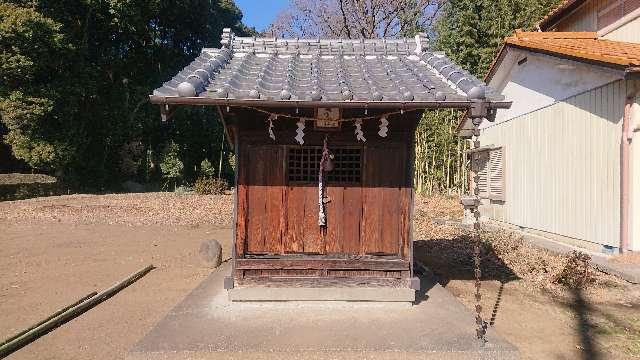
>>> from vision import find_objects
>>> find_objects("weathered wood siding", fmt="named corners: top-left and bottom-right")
top-left (553, 0), bottom-right (598, 32)
top-left (479, 80), bottom-right (625, 248)
top-left (234, 110), bottom-right (416, 260)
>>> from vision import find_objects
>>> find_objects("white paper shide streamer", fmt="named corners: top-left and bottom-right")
top-left (354, 119), bottom-right (366, 142)
top-left (378, 116), bottom-right (388, 137)
top-left (268, 114), bottom-right (276, 140)
top-left (295, 119), bottom-right (306, 145)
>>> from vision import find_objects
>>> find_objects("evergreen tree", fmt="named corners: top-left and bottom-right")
top-left (200, 159), bottom-right (215, 179)
top-left (160, 141), bottom-right (183, 190)
top-left (0, 0), bottom-right (255, 188)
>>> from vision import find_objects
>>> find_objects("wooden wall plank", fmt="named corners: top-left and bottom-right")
top-left (399, 187), bottom-right (411, 259)
top-left (236, 184), bottom-right (248, 256)
top-left (325, 186), bottom-right (344, 253)
top-left (342, 186), bottom-right (362, 254)
top-left (246, 148), bottom-right (267, 253)
top-left (235, 143), bottom-right (248, 256)
top-left (361, 146), bottom-right (383, 254)
top-left (264, 147), bottom-right (285, 253)
top-left (285, 185), bottom-right (305, 253)
top-left (303, 186), bottom-right (323, 253)
top-left (380, 187), bottom-right (400, 255)
top-left (380, 146), bottom-right (403, 255)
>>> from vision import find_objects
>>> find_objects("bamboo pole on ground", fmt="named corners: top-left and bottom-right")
top-left (0, 292), bottom-right (97, 347)
top-left (0, 265), bottom-right (155, 359)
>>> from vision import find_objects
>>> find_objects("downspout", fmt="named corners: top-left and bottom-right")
top-left (621, 83), bottom-right (639, 253)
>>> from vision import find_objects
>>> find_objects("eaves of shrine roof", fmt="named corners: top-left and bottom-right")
top-left (150, 29), bottom-right (509, 110)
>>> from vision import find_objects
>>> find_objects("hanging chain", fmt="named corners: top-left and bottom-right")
top-left (471, 123), bottom-right (488, 344)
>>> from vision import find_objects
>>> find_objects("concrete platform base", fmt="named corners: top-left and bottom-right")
top-left (127, 262), bottom-right (519, 360)
top-left (228, 286), bottom-right (416, 302)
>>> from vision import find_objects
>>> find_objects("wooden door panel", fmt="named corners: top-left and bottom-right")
top-left (284, 185), bottom-right (305, 253)
top-left (302, 186), bottom-right (323, 253)
top-left (325, 186), bottom-right (344, 253)
top-left (264, 147), bottom-right (286, 253)
top-left (342, 186), bottom-right (362, 254)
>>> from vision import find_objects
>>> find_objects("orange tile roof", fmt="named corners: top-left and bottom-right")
top-left (504, 30), bottom-right (640, 67)
top-left (538, 0), bottom-right (585, 30)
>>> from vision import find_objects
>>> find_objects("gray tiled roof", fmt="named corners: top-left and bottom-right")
top-left (151, 29), bottom-right (504, 106)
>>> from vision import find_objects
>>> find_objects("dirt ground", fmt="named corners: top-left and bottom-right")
top-left (1, 193), bottom-right (234, 360)
top-left (1, 193), bottom-right (639, 360)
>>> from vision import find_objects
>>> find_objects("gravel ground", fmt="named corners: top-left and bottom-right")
top-left (0, 192), bottom-right (234, 226)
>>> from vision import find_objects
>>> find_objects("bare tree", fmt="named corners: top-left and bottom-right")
top-left (266, 0), bottom-right (445, 39)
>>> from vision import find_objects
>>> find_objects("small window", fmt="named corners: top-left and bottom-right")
top-left (287, 147), bottom-right (362, 184)
top-left (472, 147), bottom-right (505, 201)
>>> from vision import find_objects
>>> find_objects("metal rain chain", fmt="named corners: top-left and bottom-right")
top-left (354, 119), bottom-right (366, 142)
top-left (471, 117), bottom-right (488, 344)
top-left (295, 119), bottom-right (306, 145)
top-left (378, 116), bottom-right (389, 138)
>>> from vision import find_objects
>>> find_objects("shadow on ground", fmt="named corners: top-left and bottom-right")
top-left (412, 235), bottom-right (520, 328)
top-left (414, 236), bottom-right (519, 285)
top-left (413, 235), bottom-right (639, 360)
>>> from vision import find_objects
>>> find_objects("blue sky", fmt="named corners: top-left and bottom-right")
top-left (235, 0), bottom-right (289, 32)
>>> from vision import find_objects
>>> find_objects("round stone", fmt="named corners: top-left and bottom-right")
top-left (467, 85), bottom-right (487, 100)
top-left (177, 82), bottom-right (196, 97)
top-left (199, 239), bottom-right (222, 268)
top-left (402, 91), bottom-right (414, 101)
top-left (342, 90), bottom-right (353, 101)
top-left (372, 91), bottom-right (383, 101)
top-left (435, 91), bottom-right (447, 101)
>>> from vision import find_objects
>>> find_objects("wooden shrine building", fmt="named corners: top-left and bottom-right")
top-left (151, 29), bottom-right (509, 301)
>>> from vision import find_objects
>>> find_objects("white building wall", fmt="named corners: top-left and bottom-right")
top-left (488, 51), bottom-right (622, 126)
top-left (480, 80), bottom-right (625, 248)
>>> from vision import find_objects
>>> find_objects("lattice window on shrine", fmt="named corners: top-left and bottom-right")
top-left (472, 146), bottom-right (505, 202)
top-left (287, 147), bottom-right (362, 184)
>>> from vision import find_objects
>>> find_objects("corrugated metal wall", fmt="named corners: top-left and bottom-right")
top-left (632, 88), bottom-right (640, 251)
top-left (479, 80), bottom-right (625, 247)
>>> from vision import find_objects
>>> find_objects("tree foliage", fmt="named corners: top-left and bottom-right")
top-left (0, 0), bottom-right (254, 188)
